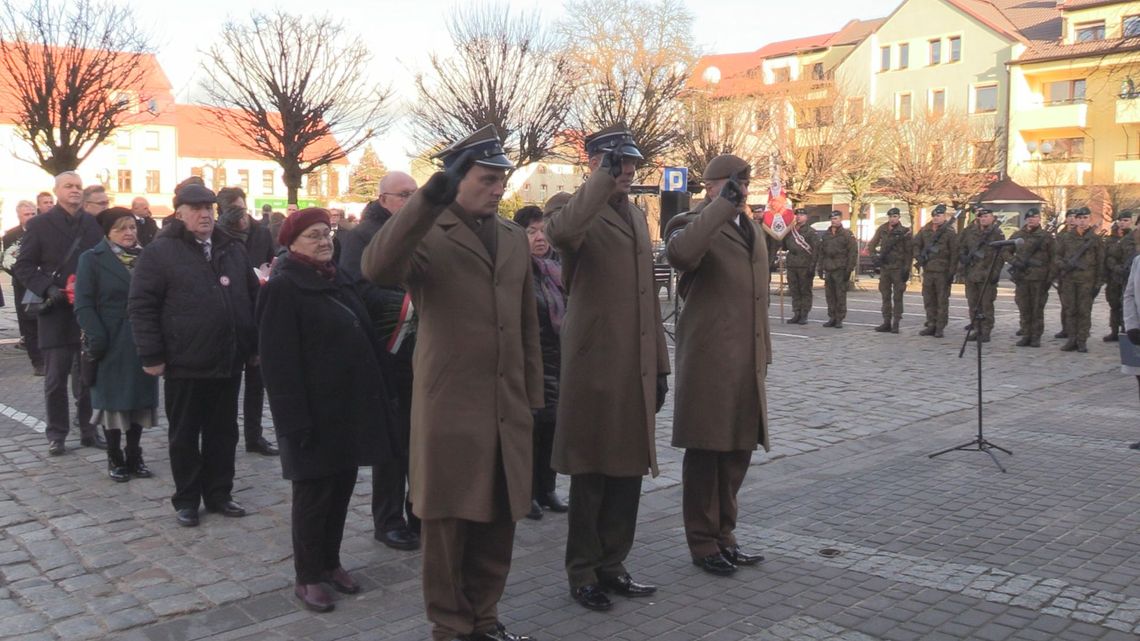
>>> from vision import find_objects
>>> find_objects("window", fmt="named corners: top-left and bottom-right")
top-left (144, 131), bottom-right (159, 151)
top-left (846, 97), bottom-right (865, 124)
top-left (899, 43), bottom-right (909, 69)
top-left (949, 36), bottom-right (961, 62)
top-left (811, 62), bottom-right (825, 80)
top-left (1046, 79), bottom-right (1086, 103)
top-left (116, 169), bottom-right (132, 193)
top-left (896, 93), bottom-right (913, 121)
top-left (813, 105), bottom-right (833, 127)
top-left (1125, 15), bottom-right (1140, 38)
top-left (262, 170), bottom-right (274, 195)
top-left (306, 175), bottom-right (321, 198)
top-left (1075, 21), bottom-right (1105, 42)
top-left (145, 170), bottom-right (160, 194)
top-left (237, 169), bottom-right (250, 192)
top-left (191, 167), bottom-right (204, 179)
top-left (146, 99), bottom-right (158, 114)
top-left (213, 168), bottom-right (227, 191)
top-left (327, 169), bottom-right (339, 197)
top-left (772, 67), bottom-right (791, 83)
top-left (1043, 137), bottom-right (1086, 159)
top-left (973, 84), bottom-right (998, 113)
top-left (931, 89), bottom-right (946, 116)
top-left (929, 39), bottom-right (942, 65)
top-left (116, 131), bottom-right (131, 150)
top-left (972, 142), bottom-right (996, 170)
top-left (880, 46), bottom-right (890, 72)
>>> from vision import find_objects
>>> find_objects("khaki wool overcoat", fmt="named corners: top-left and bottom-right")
top-left (361, 190), bottom-right (544, 523)
top-left (544, 170), bottom-right (670, 478)
top-left (665, 198), bottom-right (771, 452)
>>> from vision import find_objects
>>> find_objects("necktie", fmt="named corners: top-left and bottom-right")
top-left (200, 241), bottom-right (211, 261)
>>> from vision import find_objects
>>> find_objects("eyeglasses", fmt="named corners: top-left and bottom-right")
top-left (382, 191), bottom-right (415, 199)
top-left (299, 230), bottom-right (333, 241)
top-left (89, 200), bottom-right (110, 207)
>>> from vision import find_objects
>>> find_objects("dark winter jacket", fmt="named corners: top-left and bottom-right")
top-left (73, 240), bottom-right (159, 411)
top-left (530, 255), bottom-right (565, 421)
top-left (128, 219), bottom-right (259, 378)
top-left (257, 255), bottom-right (397, 480)
top-left (135, 216), bottom-right (158, 247)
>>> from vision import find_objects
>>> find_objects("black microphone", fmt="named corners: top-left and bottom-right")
top-left (988, 238), bottom-right (1024, 247)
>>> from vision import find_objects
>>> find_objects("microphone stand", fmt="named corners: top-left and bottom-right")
top-left (928, 246), bottom-right (1012, 472)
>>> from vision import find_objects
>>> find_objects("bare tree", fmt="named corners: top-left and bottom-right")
top-left (675, 89), bottom-right (771, 184)
top-left (0, 0), bottom-right (154, 174)
top-left (200, 11), bottom-right (392, 203)
top-left (835, 107), bottom-right (893, 228)
top-left (412, 4), bottom-right (574, 175)
top-left (558, 0), bottom-right (697, 168)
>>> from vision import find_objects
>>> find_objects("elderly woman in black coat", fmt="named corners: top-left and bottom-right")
top-left (74, 208), bottom-right (158, 481)
top-left (257, 208), bottom-right (396, 613)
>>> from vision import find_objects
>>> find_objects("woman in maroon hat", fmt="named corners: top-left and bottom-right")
top-left (256, 207), bottom-right (396, 613)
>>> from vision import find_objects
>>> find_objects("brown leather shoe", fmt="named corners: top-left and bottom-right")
top-left (294, 582), bottom-right (334, 612)
top-left (324, 567), bottom-right (360, 594)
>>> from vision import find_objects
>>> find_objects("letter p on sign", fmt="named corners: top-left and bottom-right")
top-left (663, 167), bottom-right (688, 193)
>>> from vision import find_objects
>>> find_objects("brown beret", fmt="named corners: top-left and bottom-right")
top-left (704, 154), bottom-right (750, 181)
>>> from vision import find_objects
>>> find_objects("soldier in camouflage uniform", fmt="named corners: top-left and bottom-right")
top-left (1102, 211), bottom-right (1134, 342)
top-left (914, 205), bottom-right (958, 338)
top-left (1054, 208), bottom-right (1105, 352)
top-left (867, 207), bottom-right (913, 333)
top-left (781, 209), bottom-right (820, 324)
top-left (1004, 208), bottom-right (1054, 347)
top-left (957, 208), bottom-right (1006, 342)
top-left (817, 210), bottom-right (857, 328)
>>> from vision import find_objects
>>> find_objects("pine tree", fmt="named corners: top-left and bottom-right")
top-left (347, 146), bottom-right (388, 201)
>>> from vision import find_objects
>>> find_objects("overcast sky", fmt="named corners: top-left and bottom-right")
top-left (131, 0), bottom-right (899, 171)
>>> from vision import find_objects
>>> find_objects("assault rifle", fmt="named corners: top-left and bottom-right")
top-left (959, 221), bottom-right (1001, 272)
top-left (1007, 234), bottom-right (1045, 283)
top-left (1054, 233), bottom-right (1097, 285)
top-left (916, 207), bottom-right (964, 268)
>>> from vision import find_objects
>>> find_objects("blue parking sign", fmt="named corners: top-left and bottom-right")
top-left (662, 167), bottom-right (688, 192)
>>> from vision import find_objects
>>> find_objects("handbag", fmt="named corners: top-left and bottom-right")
top-left (21, 234), bottom-right (85, 316)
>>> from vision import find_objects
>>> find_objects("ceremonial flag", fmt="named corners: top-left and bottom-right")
top-left (762, 172), bottom-right (795, 241)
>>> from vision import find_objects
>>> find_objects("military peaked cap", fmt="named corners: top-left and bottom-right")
top-left (704, 154), bottom-right (750, 181)
top-left (432, 124), bottom-right (514, 171)
top-left (584, 124), bottom-right (644, 159)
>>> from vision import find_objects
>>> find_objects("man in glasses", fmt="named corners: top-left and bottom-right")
top-left (338, 171), bottom-right (424, 552)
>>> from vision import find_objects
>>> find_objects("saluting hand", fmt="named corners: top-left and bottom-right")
top-left (600, 147), bottom-right (625, 178)
top-left (719, 179), bottom-right (744, 208)
top-left (422, 149), bottom-right (478, 206)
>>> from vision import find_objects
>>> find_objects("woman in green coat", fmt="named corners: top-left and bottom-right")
top-left (74, 208), bottom-right (159, 481)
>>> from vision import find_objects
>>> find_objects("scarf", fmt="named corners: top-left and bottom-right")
top-left (532, 255), bottom-right (566, 334)
top-left (288, 251), bottom-right (337, 281)
top-left (111, 242), bottom-right (142, 270)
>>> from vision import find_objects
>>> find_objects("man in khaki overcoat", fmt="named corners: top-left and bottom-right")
top-left (664, 154), bottom-right (771, 577)
top-left (362, 125), bottom-right (543, 641)
top-left (544, 125), bottom-right (670, 612)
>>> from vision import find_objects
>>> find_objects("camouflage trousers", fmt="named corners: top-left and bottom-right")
top-left (1014, 279), bottom-right (1050, 340)
top-left (786, 268), bottom-right (814, 318)
top-left (1106, 281), bottom-right (1123, 332)
top-left (823, 270), bottom-right (849, 322)
top-left (1059, 279), bottom-right (1097, 342)
top-left (921, 271), bottom-right (952, 331)
top-left (878, 268), bottom-right (908, 322)
top-left (964, 280), bottom-right (998, 338)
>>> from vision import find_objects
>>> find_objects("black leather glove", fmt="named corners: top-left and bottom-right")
top-left (719, 178), bottom-right (744, 208)
top-left (1129, 328), bottom-right (1140, 346)
top-left (422, 149), bottom-right (477, 205)
top-left (655, 373), bottom-right (668, 413)
top-left (46, 285), bottom-right (68, 306)
top-left (600, 146), bottom-right (625, 178)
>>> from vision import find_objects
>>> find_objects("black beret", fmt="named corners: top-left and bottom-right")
top-left (96, 207), bottom-right (134, 236)
top-left (1118, 210), bottom-right (1133, 220)
top-left (704, 154), bottom-right (750, 181)
top-left (887, 207), bottom-right (900, 216)
top-left (829, 210), bottom-right (842, 219)
top-left (932, 204), bottom-right (947, 215)
top-left (1025, 207), bottom-right (1040, 218)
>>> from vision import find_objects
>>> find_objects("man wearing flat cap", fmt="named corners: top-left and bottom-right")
top-left (817, 210), bottom-right (857, 328)
top-left (1103, 211), bottom-right (1134, 342)
top-left (1054, 207), bottom-right (1104, 352)
top-left (914, 204), bottom-right (958, 338)
top-left (957, 207), bottom-right (1006, 342)
top-left (781, 208), bottom-right (819, 324)
top-left (544, 125), bottom-right (669, 612)
top-left (1004, 208), bottom-right (1055, 347)
top-left (129, 181), bottom-right (260, 527)
top-left (362, 125), bottom-right (543, 641)
top-left (664, 154), bottom-right (770, 577)
top-left (868, 208), bottom-right (913, 333)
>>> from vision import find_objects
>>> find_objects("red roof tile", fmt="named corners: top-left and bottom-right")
top-left (177, 104), bottom-right (348, 165)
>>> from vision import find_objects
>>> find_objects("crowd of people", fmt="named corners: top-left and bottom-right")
top-left (5, 121), bottom-right (1137, 641)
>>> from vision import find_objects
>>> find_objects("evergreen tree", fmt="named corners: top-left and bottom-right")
top-left (347, 146), bottom-right (388, 201)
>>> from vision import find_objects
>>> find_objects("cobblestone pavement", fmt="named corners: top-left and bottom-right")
top-left (1, 272), bottom-right (1137, 641)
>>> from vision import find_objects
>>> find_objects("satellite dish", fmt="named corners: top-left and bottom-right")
top-left (702, 66), bottom-right (722, 85)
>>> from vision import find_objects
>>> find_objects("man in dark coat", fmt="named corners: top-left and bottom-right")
top-left (339, 171), bottom-right (423, 552)
top-left (3, 200), bottom-right (43, 374)
top-left (217, 187), bottom-right (278, 457)
top-left (131, 197), bottom-right (159, 247)
top-left (12, 172), bottom-right (105, 454)
top-left (128, 183), bottom-right (260, 527)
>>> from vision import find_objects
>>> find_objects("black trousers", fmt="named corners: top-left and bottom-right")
top-left (292, 468), bottom-right (358, 584)
top-left (565, 474), bottom-right (642, 588)
top-left (372, 364), bottom-right (417, 534)
top-left (13, 282), bottom-right (42, 368)
top-left (165, 375), bottom-right (241, 510)
top-left (42, 345), bottom-right (93, 442)
top-left (241, 362), bottom-right (265, 444)
top-left (532, 413), bottom-right (556, 498)
top-left (682, 449), bottom-right (751, 559)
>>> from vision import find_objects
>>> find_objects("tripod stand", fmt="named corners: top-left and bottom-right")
top-left (928, 248), bottom-right (1012, 472)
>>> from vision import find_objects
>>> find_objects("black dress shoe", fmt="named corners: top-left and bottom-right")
top-left (720, 544), bottom-right (765, 566)
top-left (570, 584), bottom-right (612, 611)
top-left (246, 436), bottom-right (279, 456)
top-left (470, 623), bottom-right (535, 641)
top-left (538, 491), bottom-right (568, 513)
top-left (525, 500), bottom-right (543, 520)
top-left (48, 440), bottom-right (65, 456)
top-left (376, 527), bottom-right (420, 551)
top-left (175, 508), bottom-right (199, 527)
top-left (205, 499), bottom-right (246, 517)
top-left (693, 552), bottom-right (737, 576)
top-left (599, 573), bottom-right (656, 597)
top-left (80, 432), bottom-right (108, 450)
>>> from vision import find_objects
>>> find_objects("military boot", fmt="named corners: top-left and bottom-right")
top-left (1060, 338), bottom-right (1079, 352)
top-left (918, 326), bottom-right (935, 336)
top-left (1076, 340), bottom-right (1088, 353)
top-left (1104, 329), bottom-right (1120, 342)
top-left (786, 314), bottom-right (800, 324)
top-left (874, 321), bottom-right (891, 332)
top-left (822, 319), bottom-right (836, 328)
top-left (104, 429), bottom-right (129, 483)
top-left (934, 327), bottom-right (945, 338)
top-left (890, 319), bottom-right (900, 334)
top-left (1015, 328), bottom-right (1024, 337)
top-left (796, 314), bottom-right (809, 325)
top-left (1015, 336), bottom-right (1032, 347)
top-left (1028, 336), bottom-right (1041, 347)
top-left (1054, 330), bottom-right (1068, 339)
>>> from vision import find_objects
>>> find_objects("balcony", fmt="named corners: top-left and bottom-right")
top-left (1117, 95), bottom-right (1140, 124)
top-left (1017, 99), bottom-right (1089, 131)
top-left (1015, 158), bottom-right (1093, 186)
top-left (1115, 155), bottom-right (1140, 183)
